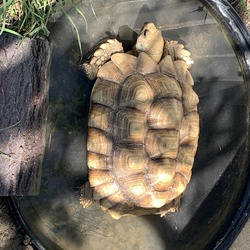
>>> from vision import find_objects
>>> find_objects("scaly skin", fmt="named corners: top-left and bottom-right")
top-left (82, 23), bottom-right (193, 80)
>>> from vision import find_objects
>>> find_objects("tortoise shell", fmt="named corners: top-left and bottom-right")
top-left (86, 49), bottom-right (199, 219)
top-left (81, 23), bottom-right (199, 219)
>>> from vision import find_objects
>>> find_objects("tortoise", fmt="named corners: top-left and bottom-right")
top-left (80, 22), bottom-right (199, 220)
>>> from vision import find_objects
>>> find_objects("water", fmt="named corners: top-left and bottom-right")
top-left (13, 1), bottom-right (249, 249)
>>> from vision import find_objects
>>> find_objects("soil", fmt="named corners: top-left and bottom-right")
top-left (232, 0), bottom-right (250, 29)
top-left (0, 1), bottom-right (249, 250)
top-left (0, 198), bottom-right (36, 249)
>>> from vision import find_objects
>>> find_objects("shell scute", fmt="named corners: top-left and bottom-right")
top-left (145, 129), bottom-right (179, 159)
top-left (93, 181), bottom-right (119, 200)
top-left (87, 128), bottom-right (112, 156)
top-left (111, 53), bottom-right (137, 76)
top-left (176, 146), bottom-right (197, 182)
top-left (148, 159), bottom-right (176, 191)
top-left (89, 170), bottom-right (114, 187)
top-left (88, 104), bottom-right (114, 133)
top-left (87, 152), bottom-right (111, 170)
top-left (91, 78), bottom-right (119, 109)
top-left (158, 55), bottom-right (177, 78)
top-left (113, 146), bottom-right (147, 178)
top-left (181, 84), bottom-right (199, 114)
top-left (137, 52), bottom-right (158, 74)
top-left (99, 191), bottom-right (127, 211)
top-left (118, 74), bottom-right (154, 112)
top-left (146, 73), bottom-right (182, 100)
top-left (120, 173), bottom-right (150, 200)
top-left (114, 108), bottom-right (147, 144)
top-left (180, 111), bottom-right (199, 146)
top-left (97, 61), bottom-right (124, 83)
top-left (147, 98), bottom-right (183, 130)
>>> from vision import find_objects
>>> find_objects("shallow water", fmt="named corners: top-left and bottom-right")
top-left (14, 0), bottom-right (250, 249)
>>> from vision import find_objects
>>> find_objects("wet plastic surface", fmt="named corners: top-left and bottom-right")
top-left (12, 0), bottom-right (250, 249)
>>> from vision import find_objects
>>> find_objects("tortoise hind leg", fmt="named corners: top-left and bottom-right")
top-left (82, 39), bottom-right (123, 80)
top-left (163, 40), bottom-right (194, 67)
top-left (157, 195), bottom-right (182, 217)
top-left (79, 181), bottom-right (94, 208)
top-left (107, 195), bottom-right (182, 219)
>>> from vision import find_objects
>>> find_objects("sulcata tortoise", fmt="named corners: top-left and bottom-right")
top-left (80, 22), bottom-right (199, 220)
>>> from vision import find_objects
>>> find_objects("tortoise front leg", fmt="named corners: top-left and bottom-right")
top-left (163, 40), bottom-right (194, 67)
top-left (82, 39), bottom-right (123, 80)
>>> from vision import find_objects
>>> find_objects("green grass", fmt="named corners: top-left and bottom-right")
top-left (0, 0), bottom-right (58, 37)
top-left (0, 0), bottom-right (90, 54)
top-left (1, 1), bottom-right (249, 52)
top-left (228, 0), bottom-right (250, 28)
top-left (228, 0), bottom-right (248, 10)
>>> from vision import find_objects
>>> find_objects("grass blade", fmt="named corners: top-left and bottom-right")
top-left (59, 4), bottom-right (83, 55)
top-left (1, 27), bottom-right (23, 37)
top-left (88, 0), bottom-right (97, 20)
top-left (0, 0), bottom-right (7, 35)
top-left (67, 0), bottom-right (88, 32)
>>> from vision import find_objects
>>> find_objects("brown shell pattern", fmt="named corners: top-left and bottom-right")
top-left (87, 52), bottom-right (199, 219)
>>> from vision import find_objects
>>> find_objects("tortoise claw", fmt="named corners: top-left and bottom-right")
top-left (79, 181), bottom-right (94, 208)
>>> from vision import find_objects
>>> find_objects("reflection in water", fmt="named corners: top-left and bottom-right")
top-left (14, 0), bottom-right (249, 249)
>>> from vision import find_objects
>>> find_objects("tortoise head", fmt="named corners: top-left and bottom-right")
top-left (135, 23), bottom-right (164, 63)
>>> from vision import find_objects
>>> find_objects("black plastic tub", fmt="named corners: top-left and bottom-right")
top-left (11, 0), bottom-right (250, 249)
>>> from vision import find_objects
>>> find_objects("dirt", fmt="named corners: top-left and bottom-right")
top-left (246, 0), bottom-right (250, 28)
top-left (232, 0), bottom-right (250, 29)
top-left (0, 198), bottom-right (36, 250)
